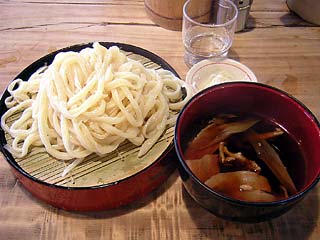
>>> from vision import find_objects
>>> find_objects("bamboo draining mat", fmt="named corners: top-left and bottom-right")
top-left (2, 48), bottom-right (175, 187)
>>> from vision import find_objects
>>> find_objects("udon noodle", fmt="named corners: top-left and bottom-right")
top-left (1, 42), bottom-right (192, 175)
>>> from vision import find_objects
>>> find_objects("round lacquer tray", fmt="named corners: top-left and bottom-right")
top-left (0, 42), bottom-right (179, 210)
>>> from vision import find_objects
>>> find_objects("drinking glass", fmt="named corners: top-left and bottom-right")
top-left (183, 0), bottom-right (238, 67)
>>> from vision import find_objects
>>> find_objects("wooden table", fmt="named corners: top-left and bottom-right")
top-left (0, 0), bottom-right (319, 239)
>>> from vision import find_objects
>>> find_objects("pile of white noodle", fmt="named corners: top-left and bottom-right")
top-left (1, 42), bottom-right (192, 176)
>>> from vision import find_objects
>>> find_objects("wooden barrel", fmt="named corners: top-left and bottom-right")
top-left (144, 0), bottom-right (213, 31)
top-left (144, 0), bottom-right (186, 31)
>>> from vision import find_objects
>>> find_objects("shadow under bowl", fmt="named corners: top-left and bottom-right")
top-left (174, 82), bottom-right (320, 222)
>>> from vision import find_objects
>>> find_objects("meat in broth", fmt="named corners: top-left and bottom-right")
top-left (184, 114), bottom-right (300, 202)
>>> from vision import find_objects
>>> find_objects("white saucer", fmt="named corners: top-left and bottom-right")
top-left (186, 58), bottom-right (258, 93)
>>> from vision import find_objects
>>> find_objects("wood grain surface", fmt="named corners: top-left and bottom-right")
top-left (0, 0), bottom-right (319, 239)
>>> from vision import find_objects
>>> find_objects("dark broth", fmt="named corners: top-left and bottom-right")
top-left (184, 113), bottom-right (306, 196)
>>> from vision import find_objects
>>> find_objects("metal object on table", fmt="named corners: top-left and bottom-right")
top-left (234, 0), bottom-right (253, 32)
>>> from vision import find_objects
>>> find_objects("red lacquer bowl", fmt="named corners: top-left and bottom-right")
top-left (0, 42), bottom-right (178, 211)
top-left (174, 82), bottom-right (320, 222)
